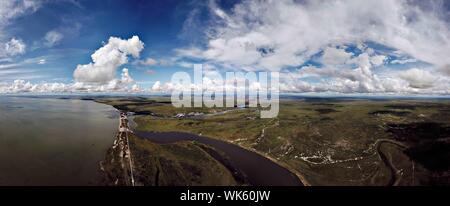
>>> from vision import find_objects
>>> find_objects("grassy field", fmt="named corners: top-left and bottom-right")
top-left (97, 97), bottom-right (450, 185)
top-left (101, 133), bottom-right (239, 186)
top-left (128, 134), bottom-right (238, 186)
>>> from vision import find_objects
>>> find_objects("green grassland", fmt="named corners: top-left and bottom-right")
top-left (97, 97), bottom-right (450, 185)
top-left (128, 134), bottom-right (238, 186)
top-left (101, 132), bottom-right (239, 186)
top-left (95, 97), bottom-right (229, 117)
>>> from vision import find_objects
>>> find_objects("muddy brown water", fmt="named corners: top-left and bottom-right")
top-left (133, 130), bottom-right (303, 186)
top-left (0, 96), bottom-right (118, 185)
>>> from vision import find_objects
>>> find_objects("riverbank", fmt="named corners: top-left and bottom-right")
top-left (128, 113), bottom-right (307, 185)
top-left (100, 109), bottom-right (242, 186)
top-left (133, 130), bottom-right (303, 186)
top-left (128, 134), bottom-right (241, 186)
top-left (375, 139), bottom-right (408, 186)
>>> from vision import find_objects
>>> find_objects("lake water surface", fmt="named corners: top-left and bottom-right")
top-left (0, 96), bottom-right (117, 185)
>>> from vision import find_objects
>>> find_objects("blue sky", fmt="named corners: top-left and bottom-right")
top-left (1, 0), bottom-right (211, 84)
top-left (1, 0), bottom-right (449, 94)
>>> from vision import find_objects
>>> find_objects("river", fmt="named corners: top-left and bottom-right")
top-left (0, 95), bottom-right (302, 186)
top-left (133, 129), bottom-right (303, 186)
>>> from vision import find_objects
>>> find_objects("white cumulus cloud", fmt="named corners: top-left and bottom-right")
top-left (398, 68), bottom-right (439, 89)
top-left (151, 81), bottom-right (161, 91)
top-left (1, 38), bottom-right (26, 57)
top-left (120, 68), bottom-right (134, 84)
top-left (73, 35), bottom-right (144, 84)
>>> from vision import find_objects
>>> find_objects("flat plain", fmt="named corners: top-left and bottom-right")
top-left (97, 97), bottom-right (450, 186)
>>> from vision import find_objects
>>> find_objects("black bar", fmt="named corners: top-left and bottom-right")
top-left (1, 186), bottom-right (448, 205)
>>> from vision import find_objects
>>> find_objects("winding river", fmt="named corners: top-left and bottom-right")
top-left (133, 128), bottom-right (303, 186)
top-left (0, 95), bottom-right (302, 186)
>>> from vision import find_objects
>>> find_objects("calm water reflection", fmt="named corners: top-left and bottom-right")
top-left (0, 96), bottom-right (117, 185)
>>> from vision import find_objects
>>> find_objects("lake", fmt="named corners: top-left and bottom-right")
top-left (0, 96), bottom-right (117, 185)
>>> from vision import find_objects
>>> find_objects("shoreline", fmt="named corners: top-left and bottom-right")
top-left (99, 107), bottom-right (135, 186)
top-left (375, 139), bottom-right (408, 186)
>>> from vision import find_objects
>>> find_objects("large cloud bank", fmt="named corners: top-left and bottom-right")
top-left (172, 0), bottom-right (450, 94)
top-left (0, 69), bottom-right (142, 93)
top-left (179, 0), bottom-right (450, 70)
top-left (0, 36), bottom-right (144, 93)
top-left (2, 0), bottom-right (450, 95)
